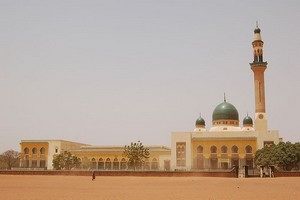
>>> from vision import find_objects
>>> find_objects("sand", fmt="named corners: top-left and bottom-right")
top-left (0, 175), bottom-right (299, 200)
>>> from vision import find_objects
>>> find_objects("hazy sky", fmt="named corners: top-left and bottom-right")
top-left (0, 0), bottom-right (299, 152)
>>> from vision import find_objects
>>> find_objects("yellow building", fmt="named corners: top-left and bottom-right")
top-left (19, 140), bottom-right (89, 169)
top-left (19, 25), bottom-right (281, 172)
top-left (19, 140), bottom-right (171, 170)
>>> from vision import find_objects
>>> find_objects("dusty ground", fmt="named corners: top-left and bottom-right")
top-left (0, 175), bottom-right (299, 200)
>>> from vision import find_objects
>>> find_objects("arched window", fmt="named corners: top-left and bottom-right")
top-left (23, 155), bottom-right (30, 168)
top-left (105, 158), bottom-right (111, 170)
top-left (113, 158), bottom-right (119, 170)
top-left (245, 145), bottom-right (252, 154)
top-left (40, 147), bottom-right (45, 154)
top-left (98, 158), bottom-right (104, 170)
top-left (221, 146), bottom-right (227, 153)
top-left (210, 146), bottom-right (217, 154)
top-left (24, 147), bottom-right (29, 154)
top-left (120, 158), bottom-right (127, 170)
top-left (231, 145), bottom-right (239, 154)
top-left (197, 145), bottom-right (203, 154)
top-left (144, 159), bottom-right (150, 171)
top-left (32, 147), bottom-right (37, 154)
top-left (91, 158), bottom-right (97, 169)
top-left (151, 158), bottom-right (158, 170)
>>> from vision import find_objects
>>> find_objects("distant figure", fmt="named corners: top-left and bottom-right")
top-left (92, 171), bottom-right (96, 181)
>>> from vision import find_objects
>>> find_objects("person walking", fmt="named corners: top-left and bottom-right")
top-left (92, 171), bottom-right (96, 181)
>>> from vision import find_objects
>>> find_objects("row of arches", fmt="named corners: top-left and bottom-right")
top-left (196, 145), bottom-right (253, 154)
top-left (79, 157), bottom-right (159, 170)
top-left (194, 145), bottom-right (254, 170)
top-left (24, 147), bottom-right (46, 155)
top-left (21, 159), bottom-right (47, 168)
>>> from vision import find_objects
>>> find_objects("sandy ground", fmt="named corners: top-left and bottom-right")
top-left (0, 175), bottom-right (299, 200)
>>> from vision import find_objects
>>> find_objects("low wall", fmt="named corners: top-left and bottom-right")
top-left (0, 170), bottom-right (235, 177)
top-left (274, 171), bottom-right (300, 177)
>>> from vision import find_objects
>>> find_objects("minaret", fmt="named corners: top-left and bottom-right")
top-left (250, 22), bottom-right (268, 132)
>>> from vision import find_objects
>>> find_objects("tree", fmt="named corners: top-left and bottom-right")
top-left (0, 150), bottom-right (19, 170)
top-left (123, 141), bottom-right (150, 170)
top-left (274, 142), bottom-right (299, 171)
top-left (52, 151), bottom-right (81, 170)
top-left (254, 142), bottom-right (299, 171)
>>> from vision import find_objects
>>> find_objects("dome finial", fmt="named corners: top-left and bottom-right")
top-left (256, 21), bottom-right (259, 28)
top-left (224, 93), bottom-right (226, 102)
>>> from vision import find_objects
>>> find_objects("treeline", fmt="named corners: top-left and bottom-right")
top-left (254, 142), bottom-right (300, 171)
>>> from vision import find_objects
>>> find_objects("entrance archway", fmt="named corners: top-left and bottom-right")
top-left (105, 158), bottom-right (111, 170)
top-left (196, 145), bottom-right (204, 169)
top-left (98, 158), bottom-right (104, 170)
top-left (113, 158), bottom-right (119, 170)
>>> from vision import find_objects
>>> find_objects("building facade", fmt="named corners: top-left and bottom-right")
top-left (19, 25), bottom-right (281, 171)
top-left (19, 140), bottom-right (171, 170)
top-left (170, 25), bottom-right (281, 171)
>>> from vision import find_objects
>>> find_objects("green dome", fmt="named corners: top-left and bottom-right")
top-left (243, 115), bottom-right (253, 125)
top-left (195, 117), bottom-right (205, 126)
top-left (212, 101), bottom-right (239, 121)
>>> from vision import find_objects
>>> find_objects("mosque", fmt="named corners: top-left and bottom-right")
top-left (19, 25), bottom-right (281, 171)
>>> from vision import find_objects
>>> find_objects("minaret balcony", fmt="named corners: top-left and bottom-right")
top-left (249, 61), bottom-right (268, 67)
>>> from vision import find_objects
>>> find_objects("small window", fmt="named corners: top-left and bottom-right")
top-left (221, 146), bottom-right (227, 153)
top-left (32, 148), bottom-right (37, 154)
top-left (40, 147), bottom-right (45, 154)
top-left (197, 145), bottom-right (203, 154)
top-left (55, 147), bottom-right (58, 153)
top-left (245, 145), bottom-right (252, 154)
top-left (210, 146), bottom-right (217, 153)
top-left (24, 147), bottom-right (29, 154)
top-left (231, 145), bottom-right (238, 154)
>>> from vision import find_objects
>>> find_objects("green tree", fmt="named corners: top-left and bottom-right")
top-left (0, 150), bottom-right (19, 170)
top-left (52, 151), bottom-right (81, 170)
top-left (123, 141), bottom-right (150, 170)
top-left (255, 145), bottom-right (276, 167)
top-left (274, 142), bottom-right (298, 171)
top-left (255, 142), bottom-right (299, 171)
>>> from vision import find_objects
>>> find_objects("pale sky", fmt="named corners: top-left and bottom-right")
top-left (0, 0), bottom-right (299, 152)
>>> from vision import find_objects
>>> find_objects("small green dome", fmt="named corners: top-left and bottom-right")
top-left (195, 117), bottom-right (205, 126)
top-left (212, 101), bottom-right (239, 121)
top-left (243, 115), bottom-right (253, 125)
